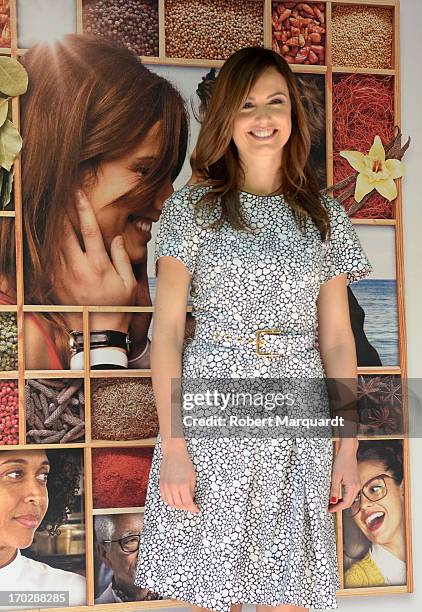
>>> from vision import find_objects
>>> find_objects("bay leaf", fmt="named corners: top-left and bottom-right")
top-left (0, 97), bottom-right (9, 127)
top-left (1, 165), bottom-right (14, 210)
top-left (0, 120), bottom-right (22, 171)
top-left (0, 57), bottom-right (29, 97)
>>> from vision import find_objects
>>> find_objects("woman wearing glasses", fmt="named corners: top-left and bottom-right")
top-left (344, 440), bottom-right (406, 587)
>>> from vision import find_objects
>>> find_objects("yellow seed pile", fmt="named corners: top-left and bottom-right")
top-left (332, 5), bottom-right (393, 69)
top-left (165, 0), bottom-right (264, 60)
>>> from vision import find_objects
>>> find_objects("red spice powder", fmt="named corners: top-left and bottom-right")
top-left (333, 74), bottom-right (395, 218)
top-left (92, 447), bottom-right (154, 509)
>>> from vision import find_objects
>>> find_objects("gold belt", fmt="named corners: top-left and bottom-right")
top-left (201, 327), bottom-right (316, 358)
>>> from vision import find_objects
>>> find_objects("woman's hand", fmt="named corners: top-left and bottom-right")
top-left (54, 190), bottom-right (138, 332)
top-left (327, 445), bottom-right (362, 513)
top-left (159, 441), bottom-right (201, 515)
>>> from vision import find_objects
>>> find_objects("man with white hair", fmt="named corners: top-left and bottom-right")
top-left (94, 513), bottom-right (162, 603)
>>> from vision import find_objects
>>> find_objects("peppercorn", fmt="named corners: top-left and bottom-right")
top-left (165, 0), bottom-right (264, 60)
top-left (0, 313), bottom-right (18, 371)
top-left (83, 0), bottom-right (159, 57)
top-left (0, 380), bottom-right (19, 445)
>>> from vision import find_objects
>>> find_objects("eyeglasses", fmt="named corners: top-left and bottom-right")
top-left (102, 534), bottom-right (141, 553)
top-left (350, 473), bottom-right (396, 517)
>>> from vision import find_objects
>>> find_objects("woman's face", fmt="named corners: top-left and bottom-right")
top-left (82, 121), bottom-right (174, 265)
top-left (232, 66), bottom-right (292, 162)
top-left (352, 459), bottom-right (404, 546)
top-left (0, 450), bottom-right (49, 552)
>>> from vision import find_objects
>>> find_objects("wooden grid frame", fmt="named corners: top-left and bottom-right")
top-left (0, 0), bottom-right (413, 609)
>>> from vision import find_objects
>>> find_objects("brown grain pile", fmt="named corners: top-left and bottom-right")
top-left (91, 377), bottom-right (159, 441)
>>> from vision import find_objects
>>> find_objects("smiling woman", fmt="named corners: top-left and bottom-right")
top-left (0, 33), bottom-right (189, 369)
top-left (0, 449), bottom-right (86, 607)
top-left (344, 440), bottom-right (406, 588)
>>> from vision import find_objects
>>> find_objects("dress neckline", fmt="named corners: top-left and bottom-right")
top-left (239, 190), bottom-right (285, 200)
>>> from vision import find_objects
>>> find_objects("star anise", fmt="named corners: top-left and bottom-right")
top-left (367, 405), bottom-right (398, 434)
top-left (357, 375), bottom-right (384, 405)
top-left (381, 376), bottom-right (403, 406)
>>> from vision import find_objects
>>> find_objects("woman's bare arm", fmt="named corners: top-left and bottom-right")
top-left (317, 273), bottom-right (362, 513)
top-left (152, 256), bottom-right (192, 452)
top-left (152, 255), bottom-right (201, 513)
top-left (317, 272), bottom-right (359, 444)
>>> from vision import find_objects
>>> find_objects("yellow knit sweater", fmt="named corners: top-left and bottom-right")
top-left (345, 551), bottom-right (385, 588)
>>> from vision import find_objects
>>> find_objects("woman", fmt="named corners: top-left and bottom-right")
top-left (191, 68), bottom-right (381, 368)
top-left (134, 46), bottom-right (373, 612)
top-left (0, 449), bottom-right (85, 608)
top-left (0, 33), bottom-right (188, 370)
top-left (344, 440), bottom-right (406, 587)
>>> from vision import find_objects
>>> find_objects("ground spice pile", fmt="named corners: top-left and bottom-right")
top-left (91, 377), bottom-right (159, 441)
top-left (92, 447), bottom-right (154, 509)
top-left (333, 74), bottom-right (395, 218)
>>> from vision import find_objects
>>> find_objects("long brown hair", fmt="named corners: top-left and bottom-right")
top-left (0, 34), bottom-right (189, 366)
top-left (190, 46), bottom-right (330, 241)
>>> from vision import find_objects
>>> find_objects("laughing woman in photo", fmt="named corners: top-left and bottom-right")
top-left (344, 440), bottom-right (406, 587)
top-left (0, 34), bottom-right (188, 370)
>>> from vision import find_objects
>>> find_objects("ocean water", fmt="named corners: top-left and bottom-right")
top-left (350, 279), bottom-right (399, 366)
top-left (148, 277), bottom-right (400, 367)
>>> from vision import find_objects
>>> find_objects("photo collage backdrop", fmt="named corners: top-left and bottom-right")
top-left (0, 0), bottom-right (412, 609)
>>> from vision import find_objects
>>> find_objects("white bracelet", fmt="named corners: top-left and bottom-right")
top-left (70, 347), bottom-right (128, 369)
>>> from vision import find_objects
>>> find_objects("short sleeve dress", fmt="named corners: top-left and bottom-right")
top-left (134, 184), bottom-right (373, 612)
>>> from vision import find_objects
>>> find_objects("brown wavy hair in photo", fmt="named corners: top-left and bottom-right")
top-left (0, 34), bottom-right (189, 367)
top-left (190, 46), bottom-right (330, 241)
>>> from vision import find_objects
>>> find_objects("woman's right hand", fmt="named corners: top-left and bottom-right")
top-left (55, 190), bottom-right (138, 332)
top-left (159, 442), bottom-right (201, 515)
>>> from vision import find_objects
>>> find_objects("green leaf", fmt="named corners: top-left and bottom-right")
top-left (0, 120), bottom-right (22, 171)
top-left (0, 57), bottom-right (29, 97)
top-left (0, 97), bottom-right (9, 127)
top-left (0, 166), bottom-right (14, 210)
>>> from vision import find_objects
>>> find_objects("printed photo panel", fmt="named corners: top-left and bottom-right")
top-left (0, 379), bottom-right (18, 446)
top-left (347, 225), bottom-right (399, 367)
top-left (82, 0), bottom-right (159, 57)
top-left (90, 377), bottom-right (158, 442)
top-left (0, 447), bottom-right (86, 608)
top-left (332, 73), bottom-right (396, 219)
top-left (0, 2), bottom-right (10, 48)
top-left (357, 374), bottom-right (403, 437)
top-left (25, 378), bottom-right (85, 444)
top-left (17, 0), bottom-right (77, 48)
top-left (93, 510), bottom-right (163, 604)
top-left (91, 447), bottom-right (154, 510)
top-left (342, 439), bottom-right (407, 589)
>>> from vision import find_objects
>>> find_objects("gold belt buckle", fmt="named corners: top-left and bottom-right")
top-left (256, 328), bottom-right (283, 357)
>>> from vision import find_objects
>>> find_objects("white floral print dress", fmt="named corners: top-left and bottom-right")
top-left (134, 184), bottom-right (373, 612)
